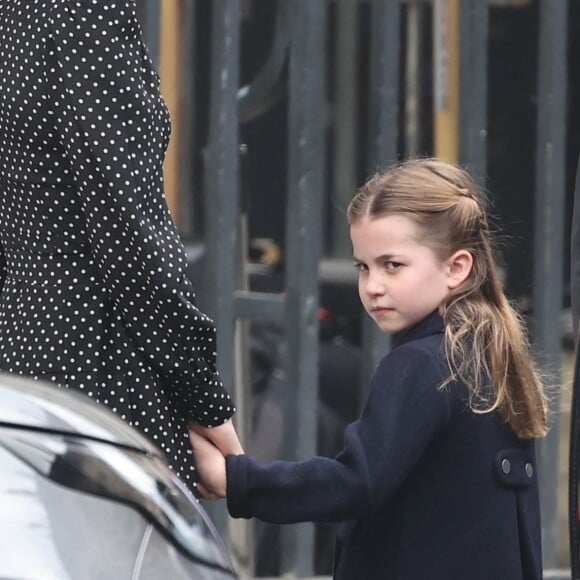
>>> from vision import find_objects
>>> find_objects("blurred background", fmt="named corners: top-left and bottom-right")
top-left (135, 1), bottom-right (578, 577)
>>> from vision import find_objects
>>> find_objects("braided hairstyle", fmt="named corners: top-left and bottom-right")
top-left (347, 158), bottom-right (547, 439)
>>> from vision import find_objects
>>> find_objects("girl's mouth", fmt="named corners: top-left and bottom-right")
top-left (372, 307), bottom-right (395, 314)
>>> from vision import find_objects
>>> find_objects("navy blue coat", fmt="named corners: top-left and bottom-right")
top-left (226, 311), bottom-right (542, 579)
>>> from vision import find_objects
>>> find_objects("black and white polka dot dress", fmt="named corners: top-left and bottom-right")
top-left (0, 0), bottom-right (235, 490)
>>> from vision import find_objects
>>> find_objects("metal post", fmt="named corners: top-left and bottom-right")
top-left (360, 0), bottom-right (401, 406)
top-left (281, 1), bottom-right (327, 575)
top-left (203, 0), bottom-right (241, 543)
top-left (458, 0), bottom-right (488, 186)
top-left (367, 0), bottom-right (401, 175)
top-left (533, 0), bottom-right (568, 569)
top-left (178, 0), bottom-right (197, 236)
top-left (230, 215), bottom-right (255, 577)
top-left (332, 0), bottom-right (359, 259)
top-left (405, 0), bottom-right (423, 158)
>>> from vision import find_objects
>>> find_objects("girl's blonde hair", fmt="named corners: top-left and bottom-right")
top-left (347, 158), bottom-right (547, 439)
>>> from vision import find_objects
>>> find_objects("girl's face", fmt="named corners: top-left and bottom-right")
top-left (351, 214), bottom-right (455, 334)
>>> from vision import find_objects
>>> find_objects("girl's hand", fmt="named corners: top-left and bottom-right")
top-left (189, 418), bottom-right (244, 456)
top-left (189, 429), bottom-right (228, 498)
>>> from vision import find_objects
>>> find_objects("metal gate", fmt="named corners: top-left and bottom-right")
top-left (136, 1), bottom-right (572, 577)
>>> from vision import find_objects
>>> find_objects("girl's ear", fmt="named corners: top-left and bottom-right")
top-left (446, 249), bottom-right (473, 289)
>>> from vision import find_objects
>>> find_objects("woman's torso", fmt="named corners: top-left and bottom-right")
top-left (0, 1), bottom-right (212, 490)
top-left (0, 0), bottom-right (170, 376)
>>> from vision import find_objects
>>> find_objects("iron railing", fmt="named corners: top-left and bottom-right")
top-left (136, 0), bottom-right (571, 576)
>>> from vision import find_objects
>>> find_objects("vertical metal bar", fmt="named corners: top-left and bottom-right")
top-left (230, 214), bottom-right (255, 577)
top-left (458, 0), bottom-right (488, 186)
top-left (203, 0), bottom-right (241, 541)
top-left (360, 0), bottom-right (400, 405)
top-left (178, 0), bottom-right (196, 236)
top-left (405, 1), bottom-right (423, 158)
top-left (135, 0), bottom-right (161, 70)
top-left (281, 1), bottom-right (327, 575)
top-left (533, 0), bottom-right (568, 569)
top-left (367, 0), bottom-right (400, 175)
top-left (332, 0), bottom-right (358, 259)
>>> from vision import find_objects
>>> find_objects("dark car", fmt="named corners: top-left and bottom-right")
top-left (0, 373), bottom-right (238, 580)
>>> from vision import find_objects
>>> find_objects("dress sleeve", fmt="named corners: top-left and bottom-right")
top-left (46, 0), bottom-right (234, 426)
top-left (0, 241), bottom-right (5, 293)
top-left (226, 344), bottom-right (453, 524)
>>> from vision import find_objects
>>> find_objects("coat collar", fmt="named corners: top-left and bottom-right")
top-left (391, 310), bottom-right (445, 349)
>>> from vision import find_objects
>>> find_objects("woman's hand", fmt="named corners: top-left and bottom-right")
top-left (189, 419), bottom-right (243, 499)
top-left (189, 418), bottom-right (244, 456)
top-left (189, 430), bottom-right (228, 499)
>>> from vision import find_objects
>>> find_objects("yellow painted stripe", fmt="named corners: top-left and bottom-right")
top-left (159, 0), bottom-right (181, 216)
top-left (433, 0), bottom-right (459, 163)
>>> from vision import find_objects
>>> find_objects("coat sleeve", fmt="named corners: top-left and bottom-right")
top-left (226, 343), bottom-right (453, 524)
top-left (46, 0), bottom-right (234, 426)
top-left (571, 155), bottom-right (580, 343)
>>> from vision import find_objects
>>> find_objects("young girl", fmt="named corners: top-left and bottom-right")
top-left (190, 158), bottom-right (547, 580)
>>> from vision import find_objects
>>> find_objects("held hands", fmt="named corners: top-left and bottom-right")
top-left (190, 418), bottom-right (244, 456)
top-left (189, 428), bottom-right (228, 499)
top-left (189, 419), bottom-right (243, 500)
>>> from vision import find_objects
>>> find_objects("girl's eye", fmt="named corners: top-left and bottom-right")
top-left (354, 262), bottom-right (367, 272)
top-left (385, 261), bottom-right (403, 271)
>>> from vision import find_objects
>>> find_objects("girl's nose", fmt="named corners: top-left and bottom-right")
top-left (364, 269), bottom-right (386, 296)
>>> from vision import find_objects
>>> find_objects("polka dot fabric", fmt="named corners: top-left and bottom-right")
top-left (0, 0), bottom-right (235, 490)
